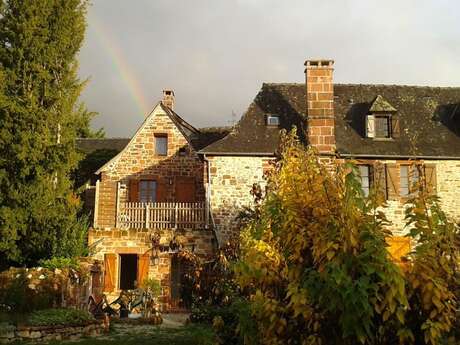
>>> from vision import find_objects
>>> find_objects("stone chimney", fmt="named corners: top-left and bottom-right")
top-left (162, 89), bottom-right (175, 110)
top-left (304, 59), bottom-right (336, 154)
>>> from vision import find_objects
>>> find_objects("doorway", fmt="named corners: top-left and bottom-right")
top-left (119, 254), bottom-right (138, 290)
top-left (170, 255), bottom-right (193, 310)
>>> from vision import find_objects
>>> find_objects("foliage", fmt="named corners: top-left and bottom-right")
top-left (73, 148), bottom-right (119, 188)
top-left (234, 131), bottom-right (409, 345)
top-left (404, 190), bottom-right (460, 345)
top-left (141, 277), bottom-right (161, 298)
top-left (0, 272), bottom-right (60, 313)
top-left (27, 308), bottom-right (94, 326)
top-left (189, 242), bottom-right (255, 345)
top-left (0, 0), bottom-right (93, 267)
top-left (38, 257), bottom-right (80, 270)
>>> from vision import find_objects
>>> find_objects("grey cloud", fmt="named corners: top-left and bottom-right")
top-left (78, 0), bottom-right (460, 137)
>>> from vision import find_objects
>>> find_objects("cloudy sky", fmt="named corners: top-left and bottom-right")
top-left (78, 0), bottom-right (460, 137)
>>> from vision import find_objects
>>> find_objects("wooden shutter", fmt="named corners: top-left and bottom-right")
top-left (175, 176), bottom-right (196, 202)
top-left (373, 163), bottom-right (387, 199)
top-left (129, 180), bottom-right (139, 202)
top-left (391, 117), bottom-right (401, 138)
top-left (157, 181), bottom-right (167, 202)
top-left (137, 253), bottom-right (150, 288)
top-left (386, 236), bottom-right (411, 264)
top-left (103, 254), bottom-right (117, 292)
top-left (366, 115), bottom-right (375, 138)
top-left (424, 164), bottom-right (437, 195)
top-left (385, 164), bottom-right (399, 200)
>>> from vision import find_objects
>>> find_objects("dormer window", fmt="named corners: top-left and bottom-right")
top-left (367, 114), bottom-right (392, 138)
top-left (366, 95), bottom-right (399, 139)
top-left (266, 115), bottom-right (280, 126)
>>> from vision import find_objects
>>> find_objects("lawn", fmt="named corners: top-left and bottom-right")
top-left (46, 323), bottom-right (215, 345)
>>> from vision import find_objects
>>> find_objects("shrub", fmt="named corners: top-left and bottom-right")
top-left (142, 278), bottom-right (161, 298)
top-left (0, 272), bottom-right (59, 313)
top-left (233, 131), bottom-right (460, 345)
top-left (38, 257), bottom-right (80, 270)
top-left (27, 308), bottom-right (95, 326)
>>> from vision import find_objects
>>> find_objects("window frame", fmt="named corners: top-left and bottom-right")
top-left (139, 179), bottom-right (157, 203)
top-left (399, 164), bottom-right (421, 197)
top-left (374, 114), bottom-right (392, 139)
top-left (357, 164), bottom-right (372, 197)
top-left (154, 134), bottom-right (168, 156)
top-left (266, 115), bottom-right (280, 127)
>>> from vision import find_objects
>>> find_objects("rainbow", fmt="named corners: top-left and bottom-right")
top-left (89, 14), bottom-right (150, 116)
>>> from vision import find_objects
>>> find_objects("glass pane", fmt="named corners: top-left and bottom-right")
top-left (358, 165), bottom-right (370, 197)
top-left (375, 117), bottom-right (389, 138)
top-left (139, 180), bottom-right (157, 202)
top-left (400, 166), bottom-right (409, 196)
top-left (155, 136), bottom-right (167, 155)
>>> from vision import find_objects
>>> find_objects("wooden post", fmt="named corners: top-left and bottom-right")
top-left (115, 181), bottom-right (121, 228)
top-left (174, 203), bottom-right (178, 229)
top-left (94, 180), bottom-right (100, 228)
top-left (145, 203), bottom-right (150, 229)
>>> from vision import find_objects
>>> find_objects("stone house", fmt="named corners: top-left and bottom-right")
top-left (86, 90), bottom-right (228, 310)
top-left (199, 59), bottom-right (460, 259)
top-left (86, 59), bottom-right (460, 310)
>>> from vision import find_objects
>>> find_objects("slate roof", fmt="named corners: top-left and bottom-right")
top-left (76, 138), bottom-right (130, 154)
top-left (200, 83), bottom-right (460, 158)
top-left (200, 83), bottom-right (307, 155)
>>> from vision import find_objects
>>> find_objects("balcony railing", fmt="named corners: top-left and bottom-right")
top-left (117, 202), bottom-right (208, 230)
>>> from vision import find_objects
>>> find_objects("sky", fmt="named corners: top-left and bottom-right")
top-left (78, 0), bottom-right (460, 137)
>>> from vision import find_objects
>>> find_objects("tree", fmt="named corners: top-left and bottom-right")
top-left (0, 0), bottom-right (92, 267)
top-left (234, 130), bottom-right (460, 345)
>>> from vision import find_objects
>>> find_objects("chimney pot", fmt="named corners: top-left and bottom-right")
top-left (162, 89), bottom-right (175, 110)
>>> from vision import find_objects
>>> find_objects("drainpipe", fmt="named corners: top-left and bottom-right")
top-left (203, 154), bottom-right (220, 248)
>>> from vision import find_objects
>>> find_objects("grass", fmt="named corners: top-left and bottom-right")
top-left (47, 323), bottom-right (216, 345)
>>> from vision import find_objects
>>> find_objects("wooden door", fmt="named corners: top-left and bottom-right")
top-left (175, 177), bottom-right (196, 202)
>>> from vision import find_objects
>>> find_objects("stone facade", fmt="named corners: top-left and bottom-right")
top-left (374, 159), bottom-right (460, 236)
top-left (207, 155), bottom-right (273, 242)
top-left (95, 104), bottom-right (205, 230)
top-left (88, 228), bottom-right (215, 308)
top-left (90, 102), bottom-right (215, 310)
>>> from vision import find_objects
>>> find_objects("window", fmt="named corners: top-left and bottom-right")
top-left (400, 165), bottom-right (420, 196)
top-left (366, 114), bottom-right (392, 139)
top-left (358, 165), bottom-right (371, 197)
top-left (155, 135), bottom-right (167, 155)
top-left (179, 147), bottom-right (187, 156)
top-left (266, 115), bottom-right (280, 126)
top-left (375, 115), bottom-right (391, 138)
top-left (139, 180), bottom-right (157, 202)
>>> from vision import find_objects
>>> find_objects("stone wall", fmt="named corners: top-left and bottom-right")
top-left (0, 321), bottom-right (106, 343)
top-left (95, 105), bottom-right (205, 229)
top-left (88, 228), bottom-right (215, 309)
top-left (207, 155), bottom-right (273, 243)
top-left (206, 155), bottom-right (460, 243)
top-left (380, 159), bottom-right (460, 236)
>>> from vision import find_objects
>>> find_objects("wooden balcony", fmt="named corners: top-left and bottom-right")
top-left (116, 202), bottom-right (208, 230)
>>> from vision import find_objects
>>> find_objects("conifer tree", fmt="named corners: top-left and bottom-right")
top-left (0, 0), bottom-right (92, 267)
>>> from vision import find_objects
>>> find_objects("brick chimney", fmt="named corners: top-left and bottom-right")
top-left (304, 59), bottom-right (336, 154)
top-left (162, 89), bottom-right (175, 110)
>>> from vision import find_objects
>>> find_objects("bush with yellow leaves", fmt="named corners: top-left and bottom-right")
top-left (234, 130), bottom-right (459, 345)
